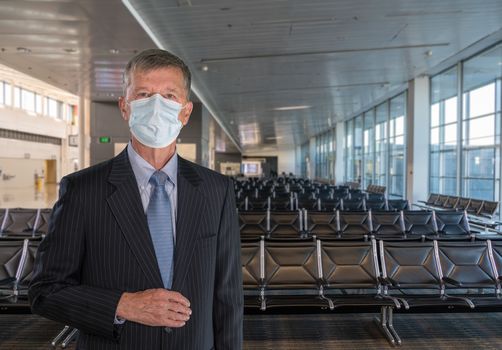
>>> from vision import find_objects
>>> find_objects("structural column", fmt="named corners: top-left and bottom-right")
top-left (335, 121), bottom-right (345, 184)
top-left (406, 76), bottom-right (430, 203)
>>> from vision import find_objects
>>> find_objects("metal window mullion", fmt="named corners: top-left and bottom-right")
top-left (499, 78), bottom-right (502, 220)
top-left (386, 102), bottom-right (391, 192)
top-left (457, 62), bottom-right (463, 197)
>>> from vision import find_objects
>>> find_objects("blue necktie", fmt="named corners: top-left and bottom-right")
top-left (147, 171), bottom-right (174, 289)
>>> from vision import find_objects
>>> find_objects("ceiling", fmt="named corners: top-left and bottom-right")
top-left (0, 0), bottom-right (501, 153)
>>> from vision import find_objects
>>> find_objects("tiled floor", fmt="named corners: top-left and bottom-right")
top-left (0, 184), bottom-right (58, 209)
top-left (1, 312), bottom-right (502, 349)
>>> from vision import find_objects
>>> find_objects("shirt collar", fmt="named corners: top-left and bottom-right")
top-left (127, 141), bottom-right (178, 189)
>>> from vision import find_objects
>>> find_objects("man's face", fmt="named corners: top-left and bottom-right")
top-left (119, 66), bottom-right (193, 126)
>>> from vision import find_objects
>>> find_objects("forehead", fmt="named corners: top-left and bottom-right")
top-left (128, 66), bottom-right (186, 92)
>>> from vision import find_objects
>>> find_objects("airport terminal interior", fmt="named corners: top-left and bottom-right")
top-left (1, 0), bottom-right (502, 349)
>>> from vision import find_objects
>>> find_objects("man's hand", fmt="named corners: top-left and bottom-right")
top-left (116, 289), bottom-right (191, 327)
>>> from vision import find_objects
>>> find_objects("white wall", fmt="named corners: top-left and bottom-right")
top-left (243, 147), bottom-right (296, 175)
top-left (0, 106), bottom-right (81, 181)
top-left (0, 106), bottom-right (68, 139)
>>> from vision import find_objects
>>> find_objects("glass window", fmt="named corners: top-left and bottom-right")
top-left (430, 67), bottom-right (459, 196)
top-left (4, 82), bottom-right (11, 106)
top-left (363, 110), bottom-right (375, 188)
top-left (21, 89), bottom-right (35, 113)
top-left (461, 43), bottom-right (501, 202)
top-left (13, 86), bottom-right (21, 108)
top-left (375, 102), bottom-right (389, 187)
top-left (389, 93), bottom-right (406, 197)
top-left (47, 98), bottom-right (60, 118)
top-left (0, 82), bottom-right (4, 105)
top-left (345, 119), bottom-right (354, 181)
top-left (353, 115), bottom-right (363, 184)
top-left (35, 94), bottom-right (43, 114)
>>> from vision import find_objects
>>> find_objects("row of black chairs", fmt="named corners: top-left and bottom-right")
top-left (366, 184), bottom-right (386, 194)
top-left (0, 208), bottom-right (51, 238)
top-left (419, 193), bottom-right (498, 218)
top-left (238, 209), bottom-right (492, 240)
top-left (237, 196), bottom-right (408, 212)
top-left (242, 237), bottom-right (502, 345)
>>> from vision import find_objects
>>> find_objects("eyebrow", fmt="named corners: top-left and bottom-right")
top-left (132, 86), bottom-right (181, 94)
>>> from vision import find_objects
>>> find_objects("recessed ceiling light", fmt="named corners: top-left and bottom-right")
top-left (425, 50), bottom-right (433, 57)
top-left (109, 49), bottom-right (120, 54)
top-left (16, 47), bottom-right (31, 54)
top-left (201, 65), bottom-right (209, 72)
top-left (274, 105), bottom-right (311, 111)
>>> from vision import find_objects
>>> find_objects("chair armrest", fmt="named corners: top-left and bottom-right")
top-left (0, 277), bottom-right (16, 287)
top-left (442, 276), bottom-right (462, 287)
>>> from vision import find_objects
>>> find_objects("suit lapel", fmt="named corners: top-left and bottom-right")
top-left (106, 149), bottom-right (163, 288)
top-left (171, 157), bottom-right (205, 291)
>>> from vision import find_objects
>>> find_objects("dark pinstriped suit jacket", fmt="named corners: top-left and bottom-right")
top-left (28, 149), bottom-right (243, 350)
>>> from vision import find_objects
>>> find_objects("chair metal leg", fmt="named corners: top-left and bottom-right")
top-left (61, 328), bottom-right (78, 348)
top-left (373, 306), bottom-right (397, 346)
top-left (394, 296), bottom-right (410, 310)
top-left (386, 306), bottom-right (402, 345)
top-left (51, 325), bottom-right (70, 347)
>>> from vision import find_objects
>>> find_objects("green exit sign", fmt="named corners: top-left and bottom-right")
top-left (99, 136), bottom-right (111, 143)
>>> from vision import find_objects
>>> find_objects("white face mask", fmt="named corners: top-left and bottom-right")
top-left (128, 94), bottom-right (184, 148)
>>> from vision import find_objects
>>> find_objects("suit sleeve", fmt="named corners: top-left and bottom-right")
top-left (28, 177), bottom-right (123, 341)
top-left (213, 178), bottom-right (244, 349)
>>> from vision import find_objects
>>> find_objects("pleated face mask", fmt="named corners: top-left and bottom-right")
top-left (128, 93), bottom-right (184, 148)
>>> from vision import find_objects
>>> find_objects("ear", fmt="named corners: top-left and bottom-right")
top-left (118, 96), bottom-right (129, 122)
top-left (179, 101), bottom-right (193, 126)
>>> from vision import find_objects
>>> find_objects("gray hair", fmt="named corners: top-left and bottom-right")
top-left (122, 49), bottom-right (191, 97)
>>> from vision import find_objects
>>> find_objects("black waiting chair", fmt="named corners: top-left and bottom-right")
top-left (403, 211), bottom-right (437, 236)
top-left (260, 240), bottom-right (322, 310)
top-left (238, 211), bottom-right (268, 239)
top-left (366, 200), bottom-right (387, 211)
top-left (434, 211), bottom-right (472, 239)
top-left (1, 208), bottom-right (40, 238)
top-left (268, 211), bottom-right (304, 238)
top-left (304, 211), bottom-right (338, 238)
top-left (341, 198), bottom-right (366, 211)
top-left (241, 239), bottom-right (262, 308)
top-left (338, 211), bottom-right (372, 238)
top-left (387, 199), bottom-right (409, 211)
top-left (371, 211), bottom-right (405, 238)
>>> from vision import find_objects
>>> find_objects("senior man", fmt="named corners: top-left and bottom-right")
top-left (29, 49), bottom-right (243, 350)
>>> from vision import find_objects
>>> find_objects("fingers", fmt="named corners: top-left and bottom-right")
top-left (165, 299), bottom-right (191, 318)
top-left (166, 290), bottom-right (191, 308)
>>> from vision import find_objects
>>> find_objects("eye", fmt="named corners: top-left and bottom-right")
top-left (136, 92), bottom-right (149, 99)
top-left (164, 93), bottom-right (177, 101)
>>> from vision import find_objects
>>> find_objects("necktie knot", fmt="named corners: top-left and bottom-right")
top-left (149, 171), bottom-right (169, 188)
